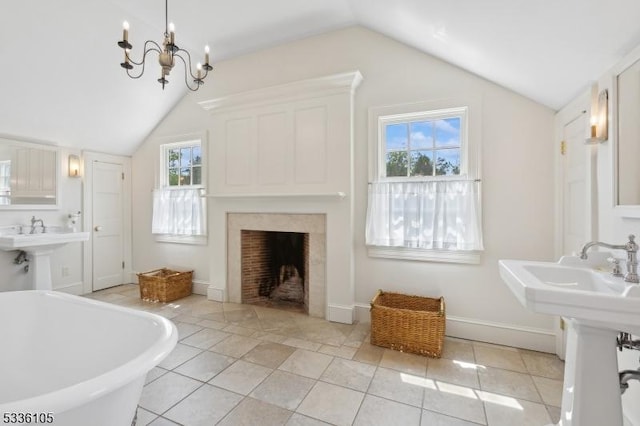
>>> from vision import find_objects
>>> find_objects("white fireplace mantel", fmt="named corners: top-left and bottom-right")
top-left (203, 71), bottom-right (362, 324)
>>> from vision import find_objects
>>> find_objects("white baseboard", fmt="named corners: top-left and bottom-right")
top-left (354, 304), bottom-right (555, 353)
top-left (327, 303), bottom-right (354, 324)
top-left (54, 281), bottom-right (84, 296)
top-left (192, 280), bottom-right (208, 296)
top-left (207, 285), bottom-right (225, 302)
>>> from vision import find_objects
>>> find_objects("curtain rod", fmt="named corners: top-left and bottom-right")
top-left (368, 179), bottom-right (481, 184)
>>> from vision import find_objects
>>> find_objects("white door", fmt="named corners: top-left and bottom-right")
top-left (92, 161), bottom-right (124, 291)
top-left (558, 113), bottom-right (593, 359)
top-left (562, 114), bottom-right (590, 255)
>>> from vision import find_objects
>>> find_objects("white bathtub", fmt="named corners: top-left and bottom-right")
top-left (0, 291), bottom-right (177, 426)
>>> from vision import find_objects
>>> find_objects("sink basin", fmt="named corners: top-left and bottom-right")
top-left (0, 230), bottom-right (90, 252)
top-left (0, 227), bottom-right (90, 291)
top-left (499, 259), bottom-right (640, 333)
top-left (499, 257), bottom-right (639, 426)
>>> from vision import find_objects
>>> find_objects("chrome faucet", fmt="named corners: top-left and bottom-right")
top-left (579, 235), bottom-right (639, 283)
top-left (29, 216), bottom-right (45, 234)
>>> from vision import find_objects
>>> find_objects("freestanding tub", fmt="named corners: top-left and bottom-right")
top-left (0, 291), bottom-right (177, 426)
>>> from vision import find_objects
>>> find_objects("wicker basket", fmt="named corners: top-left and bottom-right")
top-left (370, 290), bottom-right (445, 358)
top-left (138, 268), bottom-right (193, 303)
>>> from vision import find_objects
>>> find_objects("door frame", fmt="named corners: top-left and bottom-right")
top-left (82, 151), bottom-right (132, 294)
top-left (554, 90), bottom-right (598, 358)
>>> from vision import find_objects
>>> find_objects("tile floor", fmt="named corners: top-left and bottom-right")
top-left (87, 285), bottom-right (565, 426)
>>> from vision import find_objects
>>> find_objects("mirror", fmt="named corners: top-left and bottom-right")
top-left (0, 137), bottom-right (58, 209)
top-left (616, 58), bottom-right (640, 206)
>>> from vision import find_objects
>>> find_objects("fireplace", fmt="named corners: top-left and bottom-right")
top-left (241, 230), bottom-right (309, 313)
top-left (227, 213), bottom-right (326, 318)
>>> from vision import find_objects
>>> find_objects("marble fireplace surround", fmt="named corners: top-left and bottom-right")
top-left (227, 213), bottom-right (326, 318)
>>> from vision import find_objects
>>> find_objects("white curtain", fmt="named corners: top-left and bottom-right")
top-left (152, 188), bottom-right (206, 235)
top-left (365, 180), bottom-right (483, 251)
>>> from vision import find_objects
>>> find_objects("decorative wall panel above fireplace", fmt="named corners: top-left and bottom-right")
top-left (200, 71), bottom-right (362, 196)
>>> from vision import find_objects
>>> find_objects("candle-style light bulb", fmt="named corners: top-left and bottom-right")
top-left (168, 22), bottom-right (175, 45)
top-left (204, 45), bottom-right (210, 65)
top-left (122, 21), bottom-right (129, 41)
top-left (590, 116), bottom-right (597, 138)
top-left (197, 62), bottom-right (202, 79)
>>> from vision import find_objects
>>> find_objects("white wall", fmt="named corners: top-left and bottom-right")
top-left (0, 142), bottom-right (85, 294)
top-left (589, 45), bottom-right (640, 426)
top-left (132, 26), bottom-right (557, 349)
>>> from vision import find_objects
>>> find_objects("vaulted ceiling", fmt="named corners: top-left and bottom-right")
top-left (2, 0), bottom-right (640, 155)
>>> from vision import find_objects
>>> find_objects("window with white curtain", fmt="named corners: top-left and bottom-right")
top-left (366, 100), bottom-right (483, 263)
top-left (152, 136), bottom-right (207, 244)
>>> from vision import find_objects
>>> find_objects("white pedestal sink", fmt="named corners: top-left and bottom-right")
top-left (0, 230), bottom-right (90, 290)
top-left (499, 258), bottom-right (640, 426)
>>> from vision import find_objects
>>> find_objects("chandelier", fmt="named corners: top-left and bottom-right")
top-left (117, 0), bottom-right (212, 91)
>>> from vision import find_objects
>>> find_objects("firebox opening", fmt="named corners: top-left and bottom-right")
top-left (241, 230), bottom-right (309, 313)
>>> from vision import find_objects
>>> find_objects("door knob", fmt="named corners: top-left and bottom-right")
top-left (94, 226), bottom-right (103, 232)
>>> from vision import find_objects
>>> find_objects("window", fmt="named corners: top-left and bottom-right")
top-left (163, 141), bottom-right (203, 187)
top-left (366, 101), bottom-right (482, 263)
top-left (380, 107), bottom-right (466, 180)
top-left (152, 136), bottom-right (207, 244)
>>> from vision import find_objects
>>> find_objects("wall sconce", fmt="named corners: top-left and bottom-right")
top-left (586, 89), bottom-right (608, 144)
top-left (68, 154), bottom-right (81, 177)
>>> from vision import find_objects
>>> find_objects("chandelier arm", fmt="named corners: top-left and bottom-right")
top-left (173, 54), bottom-right (201, 91)
top-left (126, 41), bottom-right (163, 66)
top-left (174, 49), bottom-right (200, 80)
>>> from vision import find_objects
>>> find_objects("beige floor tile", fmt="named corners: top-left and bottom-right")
top-left (478, 367), bottom-right (542, 403)
top-left (138, 372), bottom-right (202, 414)
top-left (532, 375), bottom-right (563, 407)
top-left (87, 291), bottom-right (562, 426)
top-left (441, 338), bottom-right (476, 363)
top-left (172, 314), bottom-right (201, 324)
top-left (223, 323), bottom-right (258, 335)
top-left (547, 405), bottom-right (561, 424)
top-left (320, 358), bottom-right (376, 392)
top-left (148, 417), bottom-right (180, 425)
top-left (283, 336), bottom-right (323, 351)
top-left (243, 342), bottom-right (297, 368)
top-left (353, 342), bottom-right (385, 365)
top-left (297, 381), bottom-right (364, 426)
top-left (163, 384), bottom-right (243, 425)
top-left (473, 345), bottom-right (527, 373)
top-left (196, 318), bottom-right (227, 329)
top-left (318, 344), bottom-right (357, 359)
top-left (209, 359), bottom-right (272, 395)
top-left (520, 351), bottom-right (565, 380)
top-left (180, 328), bottom-right (231, 349)
top-left (250, 370), bottom-right (316, 410)
top-left (174, 322), bottom-right (204, 340)
top-left (343, 323), bottom-right (370, 348)
top-left (286, 413), bottom-right (331, 425)
top-left (251, 330), bottom-right (289, 343)
top-left (210, 334), bottom-right (262, 357)
top-left (145, 367), bottom-right (168, 385)
top-left (422, 381), bottom-right (486, 425)
top-left (482, 395), bottom-right (551, 426)
top-left (380, 349), bottom-right (428, 376)
top-left (421, 409), bottom-right (483, 426)
top-left (134, 407), bottom-right (157, 426)
top-left (279, 349), bottom-right (333, 379)
top-left (224, 308), bottom-right (259, 323)
top-left (218, 397), bottom-right (293, 426)
top-left (174, 351), bottom-right (236, 382)
top-left (427, 358), bottom-right (480, 388)
top-left (353, 394), bottom-right (422, 426)
top-left (367, 367), bottom-right (425, 407)
top-left (157, 343), bottom-right (202, 370)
